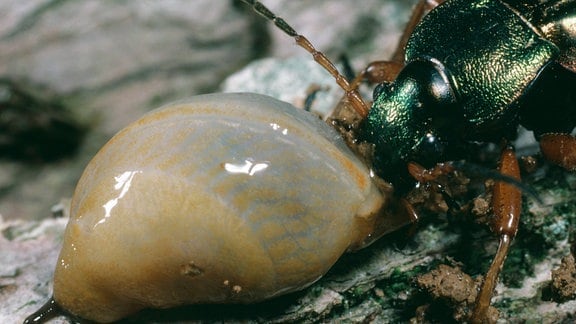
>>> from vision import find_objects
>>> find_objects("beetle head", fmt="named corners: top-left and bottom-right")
top-left (358, 58), bottom-right (460, 188)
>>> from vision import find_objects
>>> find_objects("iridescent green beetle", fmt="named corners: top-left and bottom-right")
top-left (359, 0), bottom-right (576, 187)
top-left (241, 0), bottom-right (576, 322)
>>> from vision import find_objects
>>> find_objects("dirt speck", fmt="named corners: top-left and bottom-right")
top-left (551, 254), bottom-right (576, 302)
top-left (415, 264), bottom-right (499, 323)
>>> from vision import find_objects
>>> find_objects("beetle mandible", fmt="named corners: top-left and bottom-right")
top-left (24, 0), bottom-right (576, 323)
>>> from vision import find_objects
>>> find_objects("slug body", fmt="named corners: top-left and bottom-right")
top-left (52, 93), bottom-right (401, 322)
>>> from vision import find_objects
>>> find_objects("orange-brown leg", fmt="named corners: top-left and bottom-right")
top-left (471, 146), bottom-right (522, 323)
top-left (408, 147), bottom-right (522, 323)
top-left (349, 0), bottom-right (445, 88)
top-left (539, 133), bottom-right (576, 171)
top-left (407, 161), bottom-right (455, 183)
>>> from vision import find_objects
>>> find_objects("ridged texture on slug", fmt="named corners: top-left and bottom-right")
top-left (54, 93), bottom-right (387, 322)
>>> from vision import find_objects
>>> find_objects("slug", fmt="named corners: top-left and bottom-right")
top-left (26, 93), bottom-right (407, 323)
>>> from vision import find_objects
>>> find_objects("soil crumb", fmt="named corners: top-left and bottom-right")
top-left (415, 264), bottom-right (499, 323)
top-left (551, 254), bottom-right (576, 302)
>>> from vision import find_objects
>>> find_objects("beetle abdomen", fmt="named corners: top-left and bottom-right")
top-left (53, 93), bottom-right (388, 322)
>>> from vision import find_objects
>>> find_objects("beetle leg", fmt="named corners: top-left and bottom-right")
top-left (349, 0), bottom-right (444, 87)
top-left (471, 146), bottom-right (521, 323)
top-left (407, 161), bottom-right (455, 183)
top-left (539, 133), bottom-right (576, 171)
top-left (408, 148), bottom-right (522, 323)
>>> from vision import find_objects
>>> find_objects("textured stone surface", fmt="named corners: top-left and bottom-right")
top-left (0, 0), bottom-right (253, 221)
top-left (0, 216), bottom-right (67, 323)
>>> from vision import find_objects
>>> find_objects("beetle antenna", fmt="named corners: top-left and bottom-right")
top-left (238, 0), bottom-right (370, 117)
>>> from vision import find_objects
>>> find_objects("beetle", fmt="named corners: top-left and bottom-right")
top-left (28, 0), bottom-right (576, 322)
top-left (237, 0), bottom-right (576, 321)
top-left (355, 0), bottom-right (576, 320)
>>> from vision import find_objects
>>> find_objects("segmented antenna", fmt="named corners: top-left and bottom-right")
top-left (238, 0), bottom-right (370, 117)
